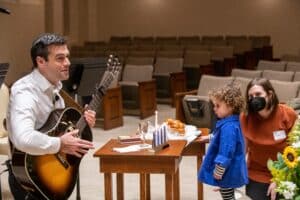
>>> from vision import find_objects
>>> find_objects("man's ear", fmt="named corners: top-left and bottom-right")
top-left (36, 56), bottom-right (46, 67)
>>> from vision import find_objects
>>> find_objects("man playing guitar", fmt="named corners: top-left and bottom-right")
top-left (6, 33), bottom-right (96, 199)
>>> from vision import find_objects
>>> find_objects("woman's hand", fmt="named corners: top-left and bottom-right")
top-left (267, 182), bottom-right (277, 200)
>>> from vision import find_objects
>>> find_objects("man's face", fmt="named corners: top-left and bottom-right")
top-left (37, 44), bottom-right (70, 85)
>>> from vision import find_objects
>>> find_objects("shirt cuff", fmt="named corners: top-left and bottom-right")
top-left (51, 137), bottom-right (61, 154)
top-left (214, 164), bottom-right (226, 177)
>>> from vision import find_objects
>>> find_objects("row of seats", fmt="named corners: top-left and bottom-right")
top-left (255, 60), bottom-right (300, 71)
top-left (72, 35), bottom-right (272, 71)
top-left (175, 75), bottom-right (300, 129)
top-left (232, 68), bottom-right (300, 82)
top-left (107, 35), bottom-right (270, 48)
top-left (281, 54), bottom-right (300, 62)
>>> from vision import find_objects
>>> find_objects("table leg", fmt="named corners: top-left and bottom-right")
top-left (165, 173), bottom-right (173, 200)
top-left (116, 173), bottom-right (124, 200)
top-left (145, 173), bottom-right (151, 200)
top-left (197, 155), bottom-right (203, 200)
top-left (173, 169), bottom-right (180, 200)
top-left (104, 173), bottom-right (112, 200)
top-left (140, 173), bottom-right (147, 200)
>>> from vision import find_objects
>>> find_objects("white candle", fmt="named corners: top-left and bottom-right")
top-left (155, 110), bottom-right (158, 129)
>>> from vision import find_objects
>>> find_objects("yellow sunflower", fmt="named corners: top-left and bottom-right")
top-left (282, 146), bottom-right (298, 168)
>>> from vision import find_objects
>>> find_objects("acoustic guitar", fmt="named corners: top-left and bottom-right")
top-left (11, 55), bottom-right (121, 200)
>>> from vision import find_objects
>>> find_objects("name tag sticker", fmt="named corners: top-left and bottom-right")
top-left (273, 130), bottom-right (286, 141)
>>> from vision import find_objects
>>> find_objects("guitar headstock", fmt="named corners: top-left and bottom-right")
top-left (95, 55), bottom-right (122, 95)
top-left (107, 54), bottom-right (122, 76)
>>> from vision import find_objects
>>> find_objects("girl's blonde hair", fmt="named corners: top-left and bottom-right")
top-left (208, 83), bottom-right (245, 114)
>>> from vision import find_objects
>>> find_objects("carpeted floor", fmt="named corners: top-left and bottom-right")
top-left (0, 104), bottom-right (250, 200)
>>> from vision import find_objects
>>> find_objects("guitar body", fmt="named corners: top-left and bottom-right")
top-left (11, 107), bottom-right (92, 200)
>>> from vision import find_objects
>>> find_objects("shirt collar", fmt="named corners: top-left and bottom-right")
top-left (32, 68), bottom-right (62, 93)
top-left (215, 114), bottom-right (239, 128)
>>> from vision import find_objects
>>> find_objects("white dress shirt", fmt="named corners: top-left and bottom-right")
top-left (7, 69), bottom-right (65, 155)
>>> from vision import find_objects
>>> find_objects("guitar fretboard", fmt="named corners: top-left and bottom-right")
top-left (75, 61), bottom-right (118, 136)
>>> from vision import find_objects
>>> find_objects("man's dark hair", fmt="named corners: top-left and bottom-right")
top-left (31, 33), bottom-right (67, 68)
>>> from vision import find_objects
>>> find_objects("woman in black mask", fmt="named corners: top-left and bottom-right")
top-left (240, 78), bottom-right (297, 200)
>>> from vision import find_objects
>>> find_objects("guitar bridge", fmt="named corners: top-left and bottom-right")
top-left (55, 154), bottom-right (69, 169)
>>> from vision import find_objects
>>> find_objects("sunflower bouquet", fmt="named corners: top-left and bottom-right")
top-left (268, 118), bottom-right (300, 200)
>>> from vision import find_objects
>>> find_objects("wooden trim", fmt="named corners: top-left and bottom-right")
top-left (102, 86), bottom-right (123, 130)
top-left (170, 72), bottom-right (186, 107)
top-left (138, 79), bottom-right (157, 119)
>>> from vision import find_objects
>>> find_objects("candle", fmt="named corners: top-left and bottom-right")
top-left (155, 110), bottom-right (158, 129)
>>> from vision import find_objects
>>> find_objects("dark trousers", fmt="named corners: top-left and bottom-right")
top-left (6, 160), bottom-right (41, 200)
top-left (246, 179), bottom-right (281, 200)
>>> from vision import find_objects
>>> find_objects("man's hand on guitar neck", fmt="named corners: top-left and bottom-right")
top-left (84, 108), bottom-right (96, 128)
top-left (60, 130), bottom-right (94, 157)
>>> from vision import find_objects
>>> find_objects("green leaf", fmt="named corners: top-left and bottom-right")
top-left (267, 159), bottom-right (274, 170)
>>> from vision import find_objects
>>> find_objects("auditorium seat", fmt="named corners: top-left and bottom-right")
top-left (153, 57), bottom-right (185, 106)
top-left (119, 64), bottom-right (157, 119)
top-left (262, 70), bottom-right (294, 81)
top-left (231, 68), bottom-right (262, 79)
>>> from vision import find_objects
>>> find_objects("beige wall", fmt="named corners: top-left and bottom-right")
top-left (0, 0), bottom-right (44, 86)
top-left (1, 0), bottom-right (300, 86)
top-left (90, 0), bottom-right (300, 58)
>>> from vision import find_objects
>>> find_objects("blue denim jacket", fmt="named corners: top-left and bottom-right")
top-left (198, 115), bottom-right (248, 188)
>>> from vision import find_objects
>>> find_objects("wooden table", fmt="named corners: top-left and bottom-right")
top-left (182, 128), bottom-right (209, 200)
top-left (93, 139), bottom-right (187, 200)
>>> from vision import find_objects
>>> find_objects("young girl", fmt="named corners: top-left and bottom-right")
top-left (198, 84), bottom-right (248, 200)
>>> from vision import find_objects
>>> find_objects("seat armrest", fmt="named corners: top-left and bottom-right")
top-left (175, 90), bottom-right (197, 122)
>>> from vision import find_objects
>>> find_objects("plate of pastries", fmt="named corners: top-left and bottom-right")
top-left (165, 118), bottom-right (201, 138)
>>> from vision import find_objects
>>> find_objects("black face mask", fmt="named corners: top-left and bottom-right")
top-left (248, 96), bottom-right (266, 112)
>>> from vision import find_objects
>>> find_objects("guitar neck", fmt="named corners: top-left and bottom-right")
top-left (76, 85), bottom-right (107, 135)
top-left (75, 54), bottom-right (120, 134)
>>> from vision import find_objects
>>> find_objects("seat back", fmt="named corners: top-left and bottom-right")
top-left (183, 50), bottom-right (211, 67)
top-left (262, 70), bottom-right (294, 81)
top-left (233, 77), bottom-right (252, 96)
top-left (0, 83), bottom-right (10, 155)
top-left (126, 56), bottom-right (154, 65)
top-left (210, 46), bottom-right (234, 61)
top-left (231, 69), bottom-right (262, 79)
top-left (197, 75), bottom-right (235, 96)
top-left (122, 64), bottom-right (153, 82)
top-left (225, 36), bottom-right (252, 55)
top-left (281, 54), bottom-right (300, 62)
top-left (270, 80), bottom-right (300, 103)
top-left (0, 84), bottom-right (9, 138)
top-left (293, 72), bottom-right (300, 82)
top-left (256, 60), bottom-right (286, 71)
top-left (178, 36), bottom-right (200, 45)
top-left (154, 57), bottom-right (183, 75)
top-left (286, 62), bottom-right (300, 72)
top-left (76, 58), bottom-right (108, 97)
top-left (249, 35), bottom-right (271, 48)
top-left (182, 95), bottom-right (216, 129)
top-left (132, 36), bottom-right (154, 45)
top-left (128, 50), bottom-right (156, 58)
top-left (156, 36), bottom-right (178, 45)
top-left (156, 50), bottom-right (184, 58)
top-left (201, 35), bottom-right (226, 46)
